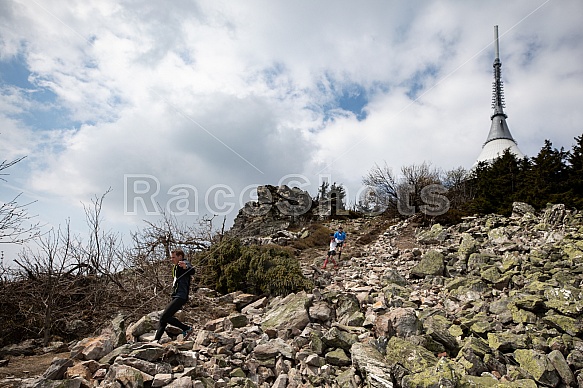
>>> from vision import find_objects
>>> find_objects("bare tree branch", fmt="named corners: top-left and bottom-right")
top-left (362, 162), bottom-right (399, 211)
top-left (71, 189), bottom-right (127, 290)
top-left (1, 153), bottom-right (41, 243)
top-left (0, 156), bottom-right (26, 181)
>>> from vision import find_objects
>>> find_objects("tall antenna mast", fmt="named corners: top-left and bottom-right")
top-left (491, 25), bottom-right (506, 118)
top-left (474, 25), bottom-right (525, 167)
top-left (494, 25), bottom-right (500, 62)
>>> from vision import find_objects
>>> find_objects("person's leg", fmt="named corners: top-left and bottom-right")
top-left (154, 298), bottom-right (187, 340)
top-left (322, 255), bottom-right (329, 269)
top-left (166, 313), bottom-right (189, 332)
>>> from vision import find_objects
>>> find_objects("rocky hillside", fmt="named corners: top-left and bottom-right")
top-left (2, 202), bottom-right (583, 387)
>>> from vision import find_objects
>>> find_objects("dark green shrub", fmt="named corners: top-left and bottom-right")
top-left (196, 238), bottom-right (313, 296)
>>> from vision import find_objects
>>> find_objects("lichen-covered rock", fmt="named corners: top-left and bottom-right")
top-left (488, 227), bottom-right (511, 245)
top-left (544, 286), bottom-right (583, 316)
top-left (322, 327), bottom-right (358, 352)
top-left (309, 300), bottom-right (333, 322)
top-left (422, 314), bottom-right (459, 353)
top-left (127, 314), bottom-right (155, 340)
top-left (230, 185), bottom-right (317, 238)
top-left (541, 203), bottom-right (567, 227)
top-left (458, 233), bottom-right (480, 258)
top-left (488, 332), bottom-right (530, 352)
top-left (112, 314), bottom-right (127, 348)
top-left (416, 223), bottom-right (448, 244)
top-left (385, 336), bottom-right (439, 374)
top-left (401, 357), bottom-right (464, 388)
top-left (381, 268), bottom-right (409, 287)
top-left (410, 250), bottom-right (445, 278)
top-left (260, 292), bottom-right (310, 332)
top-left (335, 293), bottom-right (364, 327)
top-left (225, 313), bottom-right (248, 329)
top-left (103, 364), bottom-right (152, 387)
top-left (336, 366), bottom-right (360, 388)
top-left (514, 349), bottom-right (560, 387)
top-left (253, 338), bottom-right (295, 360)
top-left (512, 202), bottom-right (536, 218)
top-left (325, 348), bottom-right (351, 367)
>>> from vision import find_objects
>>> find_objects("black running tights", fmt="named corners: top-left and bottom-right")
top-left (154, 297), bottom-right (188, 340)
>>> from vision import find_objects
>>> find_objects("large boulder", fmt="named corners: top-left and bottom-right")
top-left (260, 292), bottom-right (310, 332)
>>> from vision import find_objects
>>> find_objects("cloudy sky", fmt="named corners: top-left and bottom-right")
top-left (1, 0), bottom-right (582, 260)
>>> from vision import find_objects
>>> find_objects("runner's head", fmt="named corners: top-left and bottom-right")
top-left (170, 249), bottom-right (185, 264)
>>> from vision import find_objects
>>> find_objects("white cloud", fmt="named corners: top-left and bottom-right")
top-left (0, 0), bottom-right (582, 261)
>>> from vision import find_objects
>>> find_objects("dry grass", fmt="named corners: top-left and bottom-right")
top-left (290, 223), bottom-right (332, 250)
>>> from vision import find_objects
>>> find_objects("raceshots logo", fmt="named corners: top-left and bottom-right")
top-left (124, 174), bottom-right (450, 217)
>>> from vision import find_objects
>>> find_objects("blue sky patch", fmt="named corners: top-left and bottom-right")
top-left (314, 78), bottom-right (370, 122)
top-left (21, 101), bottom-right (76, 131)
top-left (405, 64), bottom-right (439, 100)
top-left (0, 54), bottom-right (34, 89)
top-left (261, 63), bottom-right (287, 89)
top-left (337, 84), bottom-right (368, 121)
top-left (0, 56), bottom-right (78, 130)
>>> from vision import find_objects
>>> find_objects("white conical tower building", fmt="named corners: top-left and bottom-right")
top-left (474, 26), bottom-right (524, 166)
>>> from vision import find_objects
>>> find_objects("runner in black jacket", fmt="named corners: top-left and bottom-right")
top-left (153, 249), bottom-right (195, 342)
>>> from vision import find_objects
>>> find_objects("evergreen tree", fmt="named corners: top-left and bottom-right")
top-left (565, 134), bottom-right (583, 208)
top-left (317, 181), bottom-right (330, 202)
top-left (467, 150), bottom-right (521, 215)
top-left (520, 140), bottom-right (568, 208)
top-left (329, 182), bottom-right (347, 210)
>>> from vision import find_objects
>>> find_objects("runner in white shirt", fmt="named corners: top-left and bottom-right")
top-left (321, 233), bottom-right (338, 269)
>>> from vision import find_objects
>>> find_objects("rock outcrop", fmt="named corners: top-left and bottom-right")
top-left (7, 202), bottom-right (583, 387)
top-left (229, 185), bottom-right (318, 239)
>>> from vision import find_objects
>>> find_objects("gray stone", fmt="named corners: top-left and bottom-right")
top-left (410, 250), bottom-right (445, 278)
top-left (416, 223), bottom-right (448, 244)
top-left (260, 292), bottom-right (310, 332)
top-left (253, 338), bottom-right (295, 360)
top-left (548, 349), bottom-right (575, 387)
top-left (271, 373), bottom-right (288, 388)
top-left (458, 233), bottom-right (480, 258)
top-left (112, 313), bottom-right (127, 348)
top-left (127, 314), bottom-right (155, 340)
top-left (152, 373), bottom-right (173, 387)
top-left (385, 336), bottom-right (438, 374)
top-left (512, 202), bottom-right (536, 218)
top-left (351, 342), bottom-right (394, 388)
top-left (309, 300), bottom-right (333, 322)
top-left (375, 307), bottom-right (421, 338)
top-left (322, 327), bottom-right (358, 352)
top-left (168, 376), bottom-right (195, 387)
top-left (514, 349), bottom-right (560, 387)
top-left (423, 314), bottom-right (459, 353)
top-left (42, 357), bottom-right (74, 380)
top-left (380, 268), bottom-right (408, 287)
top-left (335, 293), bottom-right (363, 327)
top-left (13, 203), bottom-right (583, 388)
top-left (325, 348), bottom-right (351, 367)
